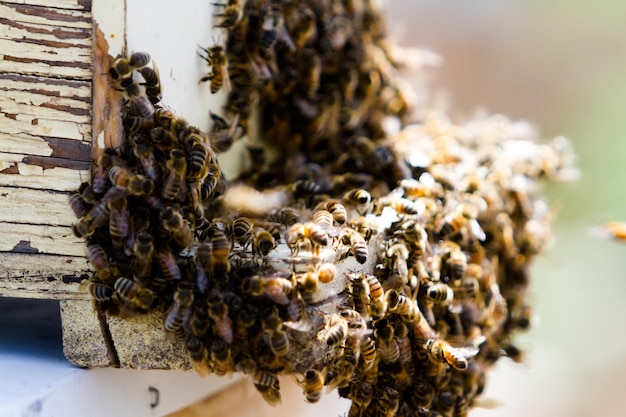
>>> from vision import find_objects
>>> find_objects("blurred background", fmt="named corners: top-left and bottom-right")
top-left (384, 1), bottom-right (626, 416)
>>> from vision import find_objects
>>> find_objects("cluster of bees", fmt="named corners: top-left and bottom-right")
top-left (71, 0), bottom-right (577, 416)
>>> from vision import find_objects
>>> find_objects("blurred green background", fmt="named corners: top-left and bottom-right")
top-left (386, 1), bottom-right (626, 415)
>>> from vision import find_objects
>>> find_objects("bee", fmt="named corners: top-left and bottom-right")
top-left (208, 297), bottom-right (233, 344)
top-left (210, 338), bottom-right (232, 376)
top-left (320, 314), bottom-right (348, 346)
top-left (301, 369), bottom-right (324, 403)
top-left (161, 149), bottom-right (186, 201)
top-left (109, 54), bottom-right (133, 83)
top-left (248, 275), bottom-right (294, 305)
top-left (86, 281), bottom-right (114, 301)
top-left (199, 45), bottom-right (230, 94)
top-left (359, 336), bottom-right (377, 370)
top-left (400, 173), bottom-right (444, 199)
top-left (157, 247), bottom-right (182, 281)
top-left (410, 381), bottom-right (435, 409)
top-left (149, 126), bottom-right (179, 151)
top-left (317, 263), bottom-right (336, 284)
top-left (424, 282), bottom-right (454, 304)
top-left (339, 228), bottom-right (368, 264)
top-left (300, 49), bottom-right (321, 99)
top-left (376, 323), bottom-right (399, 364)
top-left (139, 65), bottom-right (161, 104)
top-left (131, 135), bottom-right (159, 181)
top-left (328, 354), bottom-right (357, 390)
top-left (424, 339), bottom-right (479, 371)
top-left (73, 201), bottom-right (110, 237)
top-left (160, 206), bottom-right (194, 248)
top-left (343, 188), bottom-right (372, 215)
top-left (348, 273), bottom-right (370, 316)
top-left (438, 204), bottom-right (486, 241)
top-left (124, 82), bottom-right (155, 119)
top-left (384, 239), bottom-right (409, 283)
top-left (259, 3), bottom-right (283, 51)
top-left (165, 283), bottom-right (194, 336)
top-left (128, 51), bottom-right (151, 68)
top-left (374, 196), bottom-right (423, 215)
top-left (441, 241), bottom-right (467, 281)
top-left (262, 313), bottom-right (290, 357)
top-left (394, 323), bottom-right (412, 366)
top-left (252, 228), bottom-right (277, 258)
top-left (350, 382), bottom-right (373, 417)
top-left (313, 209), bottom-right (334, 229)
top-left (594, 220), bottom-right (626, 242)
top-left (286, 222), bottom-right (329, 256)
top-left (210, 229), bottom-right (231, 278)
top-left (69, 192), bottom-right (90, 218)
top-left (232, 216), bottom-right (254, 248)
top-left (272, 207), bottom-right (301, 227)
top-left (436, 391), bottom-right (456, 417)
top-left (348, 216), bottom-right (378, 241)
top-left (378, 387), bottom-right (400, 417)
top-left (108, 166), bottom-right (154, 196)
top-left (289, 5), bottom-right (317, 49)
top-left (114, 277), bottom-right (155, 310)
top-left (209, 112), bottom-right (244, 153)
top-left (385, 289), bottom-right (420, 322)
top-left (86, 244), bottom-right (113, 280)
top-left (365, 275), bottom-right (385, 318)
top-left (185, 137), bottom-right (211, 182)
top-left (213, 0), bottom-right (244, 29)
top-left (186, 336), bottom-right (210, 376)
top-left (452, 277), bottom-right (479, 300)
top-left (253, 370), bottom-right (282, 406)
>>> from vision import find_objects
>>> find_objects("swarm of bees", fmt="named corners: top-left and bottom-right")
top-left (71, 1), bottom-right (578, 416)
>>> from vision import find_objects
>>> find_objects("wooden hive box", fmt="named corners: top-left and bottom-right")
top-left (0, 0), bottom-right (225, 370)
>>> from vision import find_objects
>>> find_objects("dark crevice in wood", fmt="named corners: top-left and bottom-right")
top-left (0, 72), bottom-right (91, 90)
top-left (11, 4), bottom-right (92, 24)
top-left (11, 36), bottom-right (91, 50)
top-left (22, 155), bottom-right (90, 170)
top-left (38, 101), bottom-right (91, 117)
top-left (2, 0), bottom-right (92, 12)
top-left (0, 17), bottom-right (92, 40)
top-left (44, 136), bottom-right (92, 161)
top-left (96, 305), bottom-right (121, 368)
top-left (3, 55), bottom-right (91, 70)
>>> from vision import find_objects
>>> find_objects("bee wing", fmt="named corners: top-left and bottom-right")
top-left (449, 345), bottom-right (480, 360)
top-left (283, 320), bottom-right (313, 332)
top-left (591, 221), bottom-right (626, 241)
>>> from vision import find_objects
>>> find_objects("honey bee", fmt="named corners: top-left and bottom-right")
top-left (107, 166), bottom-right (153, 196)
top-left (199, 45), bottom-right (230, 94)
top-left (68, 192), bottom-right (90, 218)
top-left (300, 49), bottom-right (321, 99)
top-left (384, 239), bottom-right (409, 283)
top-left (385, 289), bottom-right (420, 321)
top-left (86, 281), bottom-right (114, 301)
top-left (162, 149), bottom-right (186, 201)
top-left (441, 241), bottom-right (467, 281)
top-left (209, 112), bottom-right (244, 153)
top-left (263, 313), bottom-right (290, 357)
top-left (343, 188), bottom-right (372, 215)
top-left (424, 339), bottom-right (479, 371)
top-left (313, 209), bottom-right (334, 229)
top-left (272, 207), bottom-right (301, 227)
top-left (213, 0), bottom-right (244, 29)
top-left (359, 336), bottom-right (377, 370)
top-left (210, 229), bottom-right (231, 278)
top-left (210, 338), bottom-right (232, 376)
top-left (160, 206), bottom-right (194, 248)
top-left (339, 228), bottom-right (368, 264)
top-left (424, 282), bottom-right (454, 304)
top-left (252, 228), bottom-right (277, 258)
top-left (594, 220), bottom-right (626, 242)
top-left (317, 262), bottom-right (336, 284)
top-left (86, 244), bottom-right (113, 280)
top-left (349, 382), bottom-right (373, 417)
top-left (259, 4), bottom-right (284, 52)
top-left (378, 387), bottom-right (400, 417)
top-left (295, 271), bottom-right (319, 304)
top-left (149, 126), bottom-right (179, 151)
top-left (232, 216), bottom-right (254, 248)
top-left (139, 65), bottom-right (161, 104)
top-left (301, 369), bottom-right (324, 403)
top-left (348, 216), bottom-right (378, 242)
top-left (165, 283), bottom-right (194, 336)
top-left (374, 196), bottom-right (423, 215)
top-left (348, 273), bottom-right (370, 316)
top-left (320, 314), bottom-right (348, 346)
top-left (124, 82), bottom-right (155, 119)
top-left (157, 247), bottom-right (182, 281)
top-left (289, 5), bottom-right (317, 50)
top-left (400, 173), bottom-right (444, 199)
top-left (253, 370), bottom-right (282, 406)
top-left (437, 204), bottom-right (486, 242)
top-left (114, 277), bottom-right (155, 310)
top-left (286, 222), bottom-right (329, 256)
top-left (394, 322), bottom-right (412, 366)
top-left (248, 275), bottom-right (294, 305)
top-left (376, 323), bottom-right (399, 364)
top-left (208, 297), bottom-right (234, 344)
top-left (186, 336), bottom-right (210, 376)
top-left (185, 138), bottom-right (211, 182)
top-left (365, 275), bottom-right (385, 318)
top-left (131, 136), bottom-right (159, 181)
top-left (452, 277), bottom-right (479, 300)
top-left (73, 201), bottom-right (110, 237)
top-left (410, 381), bottom-right (435, 409)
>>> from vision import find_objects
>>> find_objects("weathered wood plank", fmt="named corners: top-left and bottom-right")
top-left (0, 152), bottom-right (88, 190)
top-left (0, 16), bottom-right (91, 47)
top-left (0, 222), bottom-right (85, 256)
top-left (0, 114), bottom-right (90, 141)
top-left (2, 0), bottom-right (92, 11)
top-left (0, 95), bottom-right (91, 125)
top-left (0, 252), bottom-right (89, 299)
top-left (0, 3), bottom-right (92, 29)
top-left (0, 186), bottom-right (76, 226)
top-left (0, 133), bottom-right (91, 161)
top-left (0, 74), bottom-right (91, 101)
